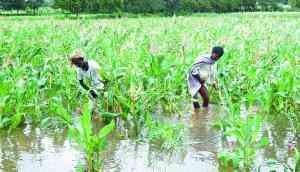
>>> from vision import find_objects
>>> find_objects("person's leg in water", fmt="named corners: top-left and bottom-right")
top-left (199, 81), bottom-right (209, 108)
top-left (191, 75), bottom-right (201, 110)
top-left (192, 92), bottom-right (200, 109)
top-left (193, 101), bottom-right (201, 109)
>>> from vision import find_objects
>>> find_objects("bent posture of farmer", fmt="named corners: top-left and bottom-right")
top-left (70, 52), bottom-right (104, 100)
top-left (187, 46), bottom-right (224, 109)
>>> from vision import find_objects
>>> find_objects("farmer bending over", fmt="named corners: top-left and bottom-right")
top-left (70, 52), bottom-right (104, 100)
top-left (187, 46), bottom-right (224, 109)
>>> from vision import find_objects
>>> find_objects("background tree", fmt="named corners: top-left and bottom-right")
top-left (258, 0), bottom-right (281, 11)
top-left (165, 0), bottom-right (181, 15)
top-left (53, 0), bottom-right (83, 15)
top-left (123, 0), bottom-right (166, 13)
top-left (98, 0), bottom-right (123, 13)
top-left (1, 0), bottom-right (287, 15)
top-left (289, 0), bottom-right (300, 8)
top-left (26, 0), bottom-right (44, 14)
top-left (0, 0), bottom-right (25, 11)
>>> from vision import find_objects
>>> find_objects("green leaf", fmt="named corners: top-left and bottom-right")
top-left (41, 117), bottom-right (51, 128)
top-left (0, 117), bottom-right (11, 129)
top-left (98, 120), bottom-right (115, 139)
top-left (9, 113), bottom-right (24, 130)
top-left (256, 137), bottom-right (269, 149)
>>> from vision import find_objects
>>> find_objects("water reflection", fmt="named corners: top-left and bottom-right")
top-left (101, 106), bottom-right (221, 172)
top-left (0, 105), bottom-right (297, 172)
top-left (0, 125), bottom-right (83, 172)
top-left (255, 114), bottom-right (297, 171)
top-left (187, 107), bottom-right (222, 153)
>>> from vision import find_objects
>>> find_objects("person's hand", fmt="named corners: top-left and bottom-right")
top-left (212, 81), bottom-right (218, 89)
top-left (77, 91), bottom-right (82, 98)
top-left (90, 90), bottom-right (98, 98)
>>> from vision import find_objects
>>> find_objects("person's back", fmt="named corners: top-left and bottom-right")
top-left (77, 59), bottom-right (103, 91)
top-left (191, 54), bottom-right (215, 82)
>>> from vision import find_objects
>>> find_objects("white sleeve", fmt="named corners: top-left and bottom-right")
top-left (77, 68), bottom-right (84, 80)
top-left (91, 69), bottom-right (104, 90)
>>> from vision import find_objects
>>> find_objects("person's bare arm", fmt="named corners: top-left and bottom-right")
top-left (79, 80), bottom-right (89, 90)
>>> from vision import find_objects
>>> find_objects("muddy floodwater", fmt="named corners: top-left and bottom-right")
top-left (0, 106), bottom-right (298, 172)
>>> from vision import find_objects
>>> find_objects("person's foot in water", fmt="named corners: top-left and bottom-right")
top-left (193, 101), bottom-right (211, 114)
top-left (193, 101), bottom-right (200, 109)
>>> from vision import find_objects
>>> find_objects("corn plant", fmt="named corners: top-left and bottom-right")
top-left (68, 101), bottom-right (115, 172)
top-left (218, 115), bottom-right (268, 170)
top-left (146, 114), bottom-right (184, 151)
top-left (0, 14), bottom-right (300, 171)
top-left (214, 100), bottom-right (269, 170)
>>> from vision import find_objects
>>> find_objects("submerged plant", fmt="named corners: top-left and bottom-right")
top-left (215, 103), bottom-right (268, 170)
top-left (68, 101), bottom-right (115, 172)
top-left (146, 115), bottom-right (184, 151)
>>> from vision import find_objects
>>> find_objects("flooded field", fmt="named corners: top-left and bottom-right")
top-left (1, 13), bottom-right (299, 172)
top-left (0, 106), bottom-right (297, 172)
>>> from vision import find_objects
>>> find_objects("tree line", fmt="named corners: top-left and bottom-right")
top-left (0, 0), bottom-right (43, 11)
top-left (0, 0), bottom-right (299, 15)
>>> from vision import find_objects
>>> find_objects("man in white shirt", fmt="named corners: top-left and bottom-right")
top-left (187, 46), bottom-right (224, 109)
top-left (70, 53), bottom-right (104, 99)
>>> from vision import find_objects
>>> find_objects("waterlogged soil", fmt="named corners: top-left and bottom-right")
top-left (0, 106), bottom-right (297, 172)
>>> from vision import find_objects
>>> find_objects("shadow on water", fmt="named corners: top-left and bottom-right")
top-left (0, 105), bottom-right (298, 172)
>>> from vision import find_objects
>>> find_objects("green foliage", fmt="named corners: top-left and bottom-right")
top-left (69, 101), bottom-right (115, 172)
top-left (53, 0), bottom-right (83, 15)
top-left (289, 0), bottom-right (300, 8)
top-left (26, 0), bottom-right (44, 10)
top-left (257, 0), bottom-right (282, 11)
top-left (147, 115), bottom-right (184, 150)
top-left (30, 0), bottom-right (288, 15)
top-left (1, 13), bottom-right (300, 171)
top-left (215, 104), bottom-right (268, 170)
top-left (1, 0), bottom-right (26, 10)
top-left (123, 0), bottom-right (166, 13)
top-left (0, 0), bottom-right (44, 11)
top-left (0, 0), bottom-right (290, 14)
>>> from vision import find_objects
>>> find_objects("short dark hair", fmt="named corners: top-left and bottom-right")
top-left (70, 54), bottom-right (84, 65)
top-left (212, 46), bottom-right (224, 57)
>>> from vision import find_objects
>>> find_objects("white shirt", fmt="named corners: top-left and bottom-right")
top-left (77, 60), bottom-right (104, 90)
